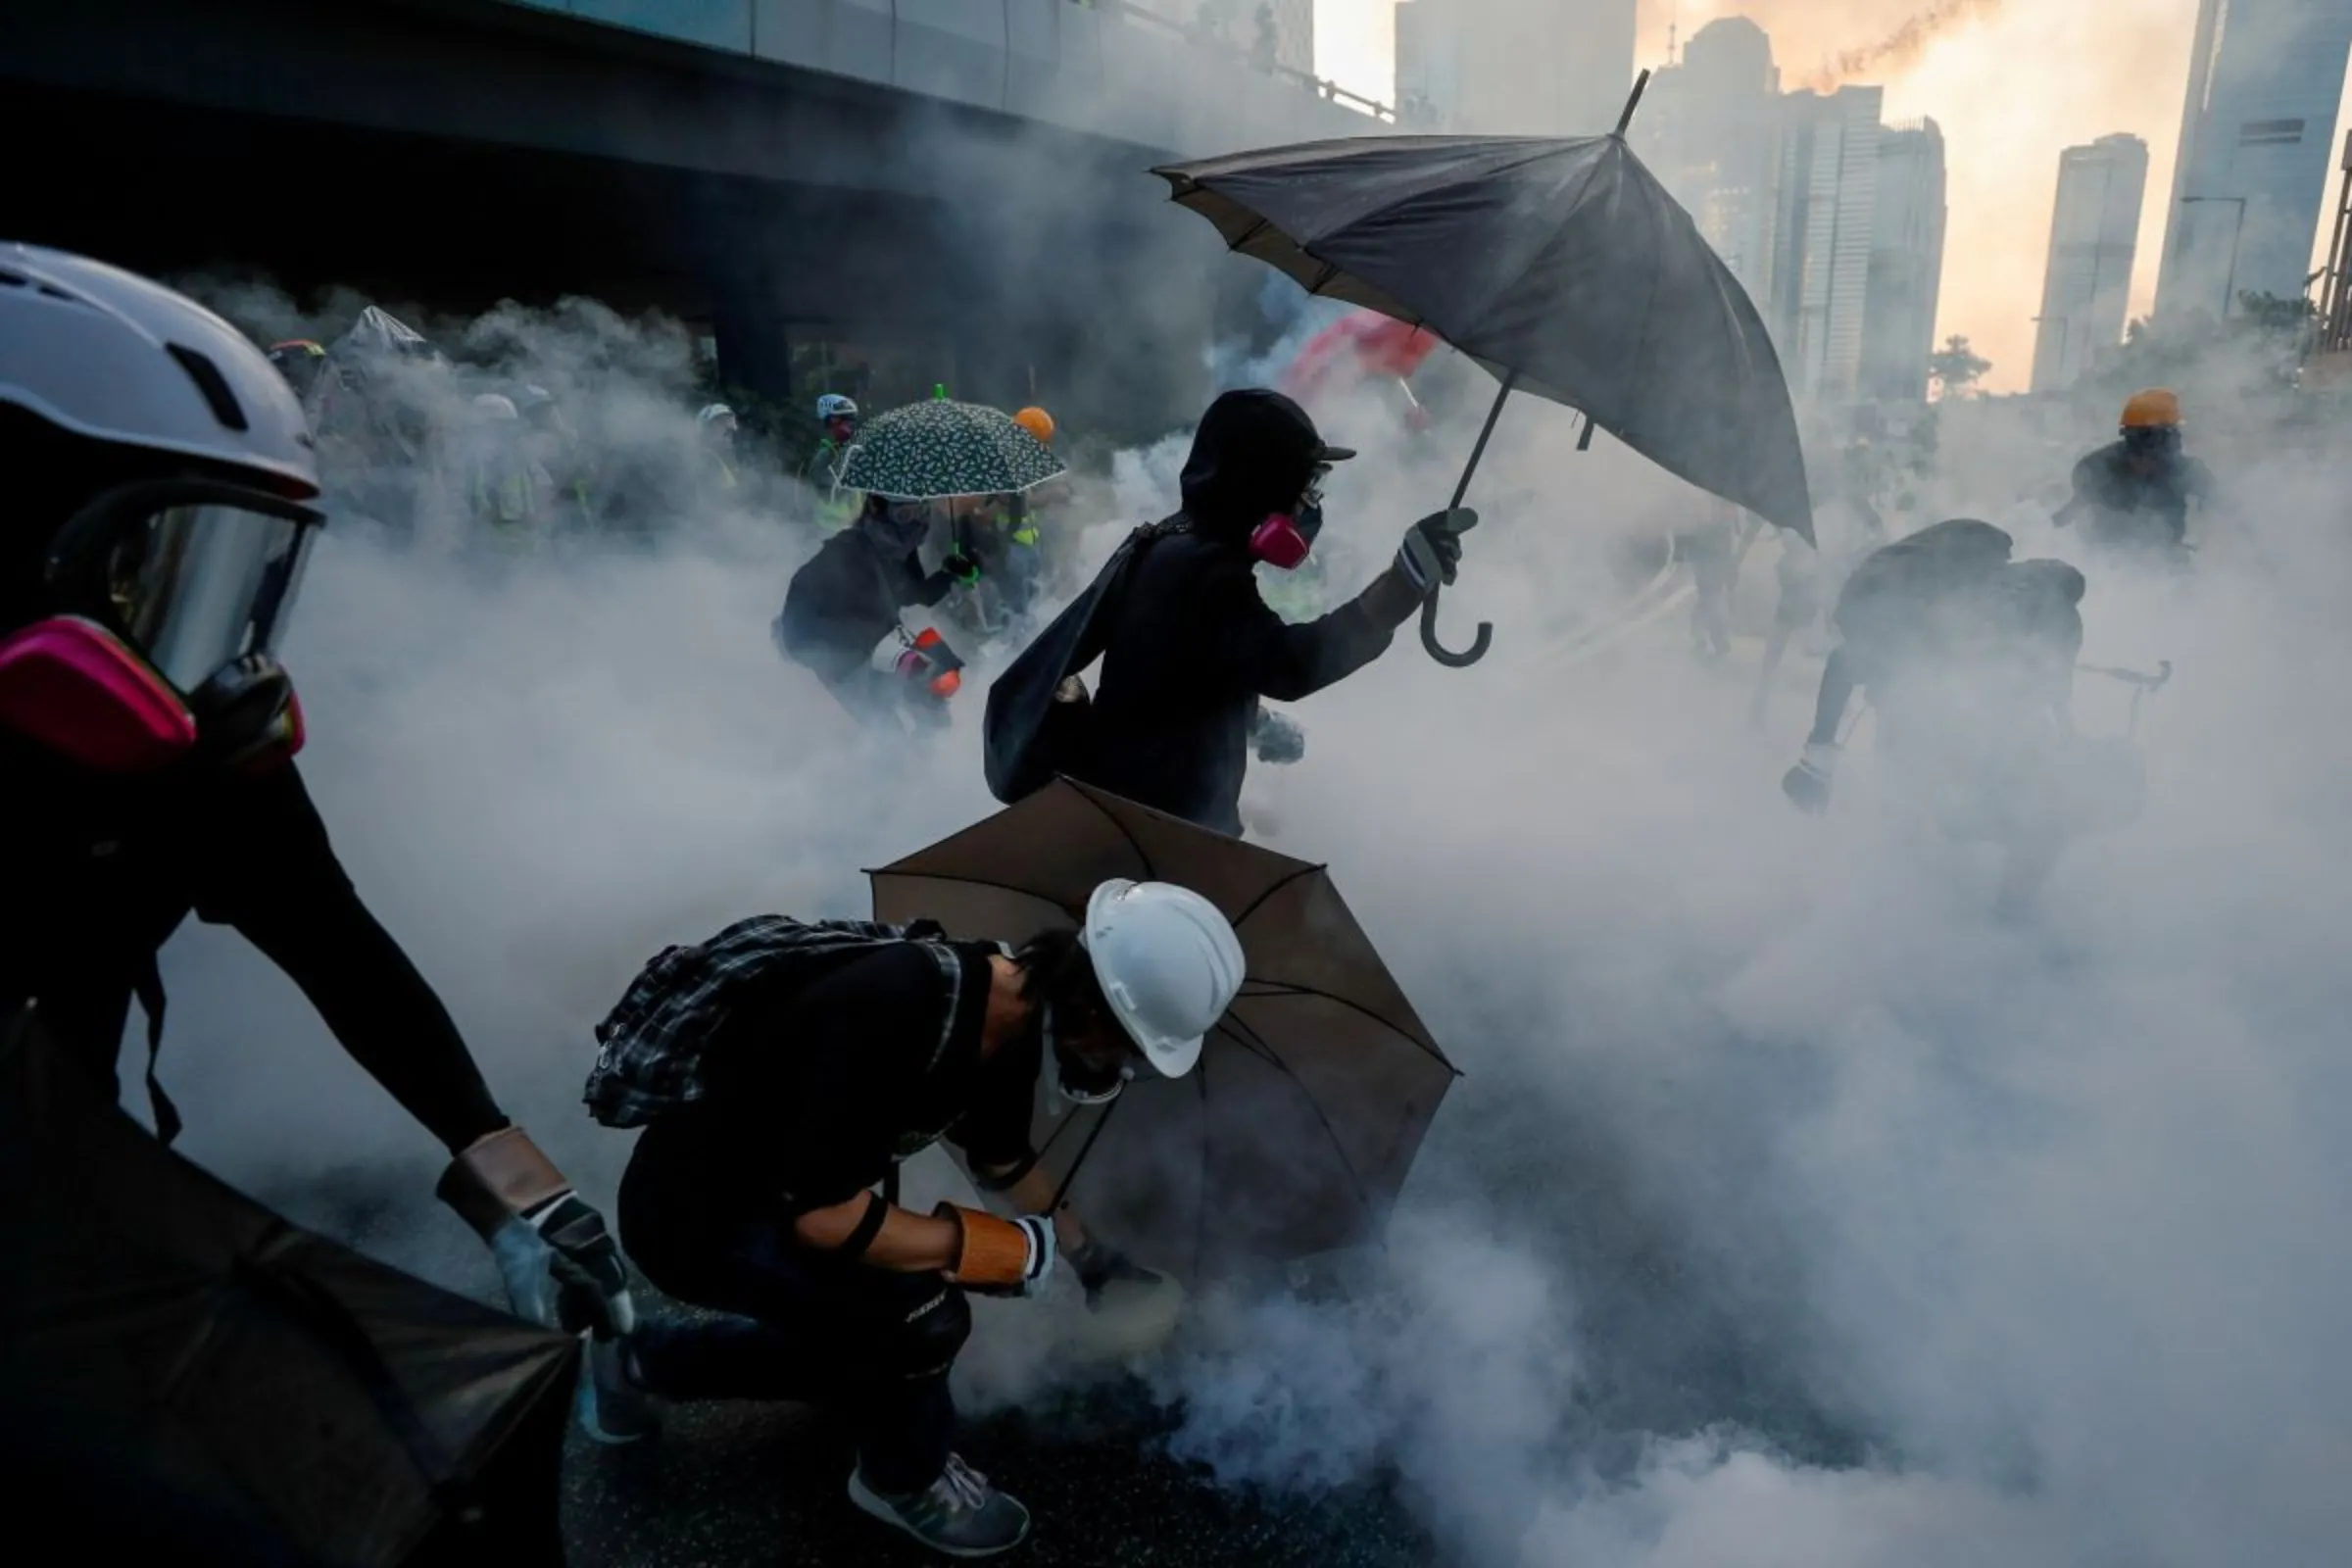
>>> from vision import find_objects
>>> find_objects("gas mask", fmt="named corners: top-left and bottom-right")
top-left (1248, 464), bottom-right (1331, 570)
top-left (0, 478), bottom-right (319, 775)
top-left (1041, 1004), bottom-right (1131, 1106)
top-left (866, 499), bottom-right (933, 557)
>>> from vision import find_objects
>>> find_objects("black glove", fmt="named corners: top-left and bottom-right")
top-left (1066, 1237), bottom-right (1159, 1305)
top-left (1396, 507), bottom-right (1479, 594)
top-left (1781, 742), bottom-right (1838, 815)
top-left (1251, 707), bottom-right (1306, 764)
top-left (943, 551), bottom-right (981, 587)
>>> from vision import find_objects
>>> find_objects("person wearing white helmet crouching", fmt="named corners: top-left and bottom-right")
top-left (591, 878), bottom-right (1246, 1559)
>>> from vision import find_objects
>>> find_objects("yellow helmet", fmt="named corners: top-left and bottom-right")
top-left (1012, 406), bottom-right (1055, 445)
top-left (2120, 388), bottom-right (2181, 429)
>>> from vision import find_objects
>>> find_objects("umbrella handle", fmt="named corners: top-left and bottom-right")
top-left (1419, 368), bottom-right (1515, 669)
top-left (1420, 590), bottom-right (1493, 666)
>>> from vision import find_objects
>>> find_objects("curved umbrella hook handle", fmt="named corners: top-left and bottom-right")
top-left (1420, 587), bottom-right (1492, 666)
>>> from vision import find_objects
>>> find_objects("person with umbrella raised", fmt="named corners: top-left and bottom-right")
top-left (987, 386), bottom-right (1474, 836)
top-left (586, 879), bottom-right (1246, 1558)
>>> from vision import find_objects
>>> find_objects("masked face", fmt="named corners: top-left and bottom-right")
top-left (866, 500), bottom-right (933, 556)
top-left (1293, 464), bottom-right (1331, 549)
top-left (1042, 1003), bottom-right (1132, 1105)
top-left (0, 478), bottom-right (319, 774)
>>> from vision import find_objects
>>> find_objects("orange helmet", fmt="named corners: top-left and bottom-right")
top-left (2120, 388), bottom-right (2181, 429)
top-left (1012, 406), bottom-right (1055, 445)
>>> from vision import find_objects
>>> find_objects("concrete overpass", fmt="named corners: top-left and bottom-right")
top-left (2, 0), bottom-right (1390, 432)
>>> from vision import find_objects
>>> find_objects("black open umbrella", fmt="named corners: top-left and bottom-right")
top-left (868, 778), bottom-right (1457, 1284)
top-left (1155, 74), bottom-right (1812, 667)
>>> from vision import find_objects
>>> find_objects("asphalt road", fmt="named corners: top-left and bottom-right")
top-left (560, 1375), bottom-right (1438, 1568)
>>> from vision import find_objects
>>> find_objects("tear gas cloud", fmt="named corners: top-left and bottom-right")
top-left (139, 271), bottom-right (2352, 1566)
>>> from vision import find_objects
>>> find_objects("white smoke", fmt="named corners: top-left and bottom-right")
top-left (122, 277), bottom-right (2352, 1567)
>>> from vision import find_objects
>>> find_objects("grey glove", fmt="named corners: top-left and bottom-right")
top-left (1781, 741), bottom-right (1838, 815)
top-left (440, 1126), bottom-right (637, 1339)
top-left (1396, 507), bottom-right (1479, 595)
top-left (1251, 707), bottom-right (1306, 764)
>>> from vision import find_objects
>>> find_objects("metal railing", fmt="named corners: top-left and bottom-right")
top-left (1099, 0), bottom-right (1395, 122)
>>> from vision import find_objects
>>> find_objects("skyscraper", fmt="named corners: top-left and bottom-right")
top-left (1388, 0), bottom-right (1637, 134)
top-left (2154, 0), bottom-right (2352, 320)
top-left (2031, 135), bottom-right (2150, 392)
top-left (1860, 119), bottom-right (1948, 403)
top-left (1774, 86), bottom-right (1885, 403)
top-left (1640, 17), bottom-right (1785, 305)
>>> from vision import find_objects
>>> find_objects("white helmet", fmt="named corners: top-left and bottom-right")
top-left (472, 392), bottom-right (520, 421)
top-left (0, 242), bottom-right (318, 498)
top-left (1081, 879), bottom-right (1246, 1078)
top-left (816, 393), bottom-right (858, 422)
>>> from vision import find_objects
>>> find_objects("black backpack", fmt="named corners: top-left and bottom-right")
top-left (584, 915), bottom-right (951, 1129)
top-left (1833, 518), bottom-right (2014, 666)
top-left (983, 517), bottom-right (1188, 804)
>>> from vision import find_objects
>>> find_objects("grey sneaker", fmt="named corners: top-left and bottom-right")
top-left (847, 1452), bottom-right (1031, 1558)
top-left (574, 1335), bottom-right (658, 1445)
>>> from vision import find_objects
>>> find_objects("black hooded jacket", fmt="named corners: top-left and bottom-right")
top-left (1073, 390), bottom-right (1420, 835)
top-left (2065, 440), bottom-right (2214, 549)
top-left (775, 522), bottom-right (956, 683)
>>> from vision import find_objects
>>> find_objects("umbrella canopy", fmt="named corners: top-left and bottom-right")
top-left (1155, 133), bottom-right (1813, 542)
top-left (837, 400), bottom-right (1067, 503)
top-left (0, 1008), bottom-right (576, 1566)
top-left (869, 778), bottom-right (1457, 1284)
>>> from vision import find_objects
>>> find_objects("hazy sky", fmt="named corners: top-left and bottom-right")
top-left (1314, 0), bottom-right (2352, 393)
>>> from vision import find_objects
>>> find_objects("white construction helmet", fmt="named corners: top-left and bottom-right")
top-left (471, 392), bottom-right (519, 421)
top-left (1080, 879), bottom-right (1246, 1078)
top-left (0, 242), bottom-right (318, 498)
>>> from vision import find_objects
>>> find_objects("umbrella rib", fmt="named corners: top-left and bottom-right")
top-left (1227, 860), bottom-right (1328, 931)
top-left (1241, 981), bottom-right (1460, 1074)
top-left (1195, 1049), bottom-right (1211, 1279)
top-left (1217, 1008), bottom-right (1383, 1232)
top-left (1072, 785), bottom-right (1159, 883)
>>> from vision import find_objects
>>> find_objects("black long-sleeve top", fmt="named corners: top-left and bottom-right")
top-left (1, 747), bottom-right (505, 1152)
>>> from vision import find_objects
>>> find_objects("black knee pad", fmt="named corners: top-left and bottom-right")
top-left (885, 1285), bottom-right (971, 1380)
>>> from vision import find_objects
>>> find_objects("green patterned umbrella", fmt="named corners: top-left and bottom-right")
top-left (836, 399), bottom-right (1066, 501)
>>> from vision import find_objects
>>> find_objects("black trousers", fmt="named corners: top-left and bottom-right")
top-left (616, 1133), bottom-right (969, 1494)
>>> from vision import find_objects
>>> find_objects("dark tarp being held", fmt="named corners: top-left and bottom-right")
top-left (0, 1005), bottom-right (577, 1568)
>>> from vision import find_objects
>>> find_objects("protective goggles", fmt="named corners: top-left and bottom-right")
top-left (0, 479), bottom-right (321, 773)
top-left (53, 478), bottom-right (320, 691)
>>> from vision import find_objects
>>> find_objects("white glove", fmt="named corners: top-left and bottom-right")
top-left (1011, 1213), bottom-right (1057, 1298)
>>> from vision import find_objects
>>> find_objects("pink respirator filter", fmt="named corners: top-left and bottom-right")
top-left (1250, 514), bottom-right (1312, 570)
top-left (0, 616), bottom-right (197, 772)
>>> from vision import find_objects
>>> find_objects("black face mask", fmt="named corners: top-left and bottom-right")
top-left (1042, 1004), bottom-right (1128, 1105)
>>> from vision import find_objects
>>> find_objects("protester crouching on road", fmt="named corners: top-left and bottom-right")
top-left (588, 880), bottom-right (1244, 1558)
top-left (0, 243), bottom-right (641, 1433)
top-left (1062, 387), bottom-right (1474, 836)
top-left (773, 491), bottom-right (980, 730)
top-left (1781, 517), bottom-right (2108, 913)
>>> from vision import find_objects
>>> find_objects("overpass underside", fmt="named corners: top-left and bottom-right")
top-left (4, 0), bottom-right (1253, 436)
